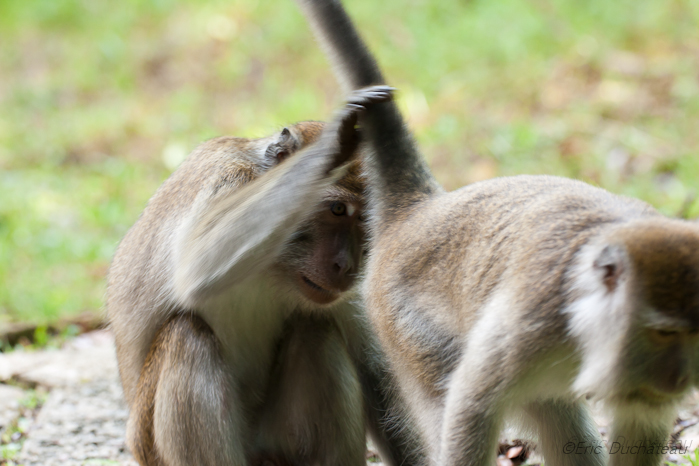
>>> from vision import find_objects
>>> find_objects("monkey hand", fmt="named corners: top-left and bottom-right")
top-left (327, 85), bottom-right (395, 170)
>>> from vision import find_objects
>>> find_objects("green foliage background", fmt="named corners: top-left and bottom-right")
top-left (1, 0), bottom-right (698, 324)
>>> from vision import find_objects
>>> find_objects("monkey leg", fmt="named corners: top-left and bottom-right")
top-left (525, 399), bottom-right (606, 466)
top-left (436, 350), bottom-right (508, 466)
top-left (127, 314), bottom-right (246, 466)
top-left (608, 411), bottom-right (674, 466)
top-left (256, 315), bottom-right (366, 466)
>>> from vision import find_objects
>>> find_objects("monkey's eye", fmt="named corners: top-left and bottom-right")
top-left (649, 328), bottom-right (680, 343)
top-left (331, 202), bottom-right (347, 216)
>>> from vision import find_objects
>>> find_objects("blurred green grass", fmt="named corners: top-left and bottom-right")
top-left (1, 0), bottom-right (698, 324)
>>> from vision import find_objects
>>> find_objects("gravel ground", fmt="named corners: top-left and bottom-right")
top-left (1, 331), bottom-right (698, 466)
top-left (0, 331), bottom-right (136, 466)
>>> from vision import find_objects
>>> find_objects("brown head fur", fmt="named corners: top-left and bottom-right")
top-left (615, 219), bottom-right (699, 324)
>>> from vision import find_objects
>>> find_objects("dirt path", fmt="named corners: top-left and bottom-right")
top-left (0, 331), bottom-right (136, 465)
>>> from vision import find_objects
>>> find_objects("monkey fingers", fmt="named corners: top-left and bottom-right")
top-left (329, 85), bottom-right (396, 168)
top-left (346, 85), bottom-right (395, 107)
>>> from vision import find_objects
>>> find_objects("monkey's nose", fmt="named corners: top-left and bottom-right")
top-left (334, 254), bottom-right (353, 277)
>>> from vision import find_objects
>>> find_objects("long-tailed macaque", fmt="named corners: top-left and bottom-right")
top-left (106, 89), bottom-right (424, 466)
top-left (293, 1), bottom-right (699, 465)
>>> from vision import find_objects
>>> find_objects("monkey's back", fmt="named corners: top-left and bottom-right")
top-left (106, 136), bottom-right (274, 403)
top-left (365, 174), bottom-right (659, 394)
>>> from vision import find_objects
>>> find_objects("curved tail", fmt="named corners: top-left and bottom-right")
top-left (294, 0), bottom-right (441, 227)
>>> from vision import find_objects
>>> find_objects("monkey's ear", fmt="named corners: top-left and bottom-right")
top-left (593, 244), bottom-right (626, 292)
top-left (264, 128), bottom-right (293, 164)
top-left (279, 127), bottom-right (292, 143)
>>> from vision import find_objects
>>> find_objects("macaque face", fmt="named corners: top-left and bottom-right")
top-left (276, 164), bottom-right (366, 306)
top-left (600, 222), bottom-right (699, 406)
top-left (616, 235), bottom-right (699, 406)
top-left (619, 323), bottom-right (697, 406)
top-left (299, 199), bottom-right (364, 304)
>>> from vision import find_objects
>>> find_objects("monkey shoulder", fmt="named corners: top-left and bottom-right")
top-left (108, 137), bottom-right (271, 304)
top-left (110, 140), bottom-right (254, 258)
top-left (177, 136), bottom-right (270, 194)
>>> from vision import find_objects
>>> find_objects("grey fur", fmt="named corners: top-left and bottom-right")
top-left (292, 1), bottom-right (699, 466)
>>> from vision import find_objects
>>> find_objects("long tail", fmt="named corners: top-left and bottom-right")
top-left (294, 0), bottom-right (441, 228)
